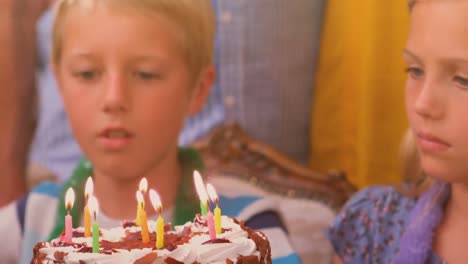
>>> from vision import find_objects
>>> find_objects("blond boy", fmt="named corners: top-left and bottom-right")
top-left (0, 1), bottom-right (300, 263)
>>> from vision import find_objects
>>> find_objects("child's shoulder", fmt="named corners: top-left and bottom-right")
top-left (345, 185), bottom-right (415, 213)
top-left (327, 186), bottom-right (416, 263)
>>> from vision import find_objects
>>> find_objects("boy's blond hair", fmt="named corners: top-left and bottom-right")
top-left (51, 0), bottom-right (215, 81)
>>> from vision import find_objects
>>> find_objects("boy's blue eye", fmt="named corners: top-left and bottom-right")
top-left (454, 76), bottom-right (468, 88)
top-left (405, 67), bottom-right (424, 79)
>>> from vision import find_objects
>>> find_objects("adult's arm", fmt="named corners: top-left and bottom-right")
top-left (0, 0), bottom-right (49, 206)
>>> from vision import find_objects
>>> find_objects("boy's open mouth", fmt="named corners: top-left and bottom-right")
top-left (105, 130), bottom-right (131, 138)
top-left (98, 127), bottom-right (134, 150)
top-left (99, 127), bottom-right (133, 139)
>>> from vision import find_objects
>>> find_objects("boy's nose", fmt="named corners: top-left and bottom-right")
top-left (414, 79), bottom-right (445, 121)
top-left (102, 74), bottom-right (129, 113)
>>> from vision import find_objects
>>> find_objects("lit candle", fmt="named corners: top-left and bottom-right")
top-left (136, 178), bottom-right (148, 226)
top-left (64, 188), bottom-right (75, 244)
top-left (207, 184), bottom-right (222, 234)
top-left (206, 210), bottom-right (216, 240)
top-left (194, 171), bottom-right (208, 216)
top-left (84, 177), bottom-right (93, 237)
top-left (88, 196), bottom-right (100, 253)
top-left (137, 191), bottom-right (150, 243)
top-left (149, 189), bottom-right (164, 249)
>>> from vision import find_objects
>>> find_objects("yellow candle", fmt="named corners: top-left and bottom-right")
top-left (84, 205), bottom-right (91, 237)
top-left (136, 178), bottom-right (148, 226)
top-left (149, 189), bottom-right (165, 249)
top-left (156, 215), bottom-right (164, 249)
top-left (136, 191), bottom-right (149, 243)
top-left (214, 205), bottom-right (222, 234)
top-left (140, 209), bottom-right (150, 243)
top-left (135, 204), bottom-right (142, 226)
top-left (206, 183), bottom-right (222, 234)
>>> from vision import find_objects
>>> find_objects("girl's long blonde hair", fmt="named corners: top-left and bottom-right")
top-left (400, 129), bottom-right (433, 196)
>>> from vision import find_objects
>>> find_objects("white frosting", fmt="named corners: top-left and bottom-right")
top-left (37, 216), bottom-right (263, 264)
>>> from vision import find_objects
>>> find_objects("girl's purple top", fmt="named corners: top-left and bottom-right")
top-left (326, 186), bottom-right (446, 264)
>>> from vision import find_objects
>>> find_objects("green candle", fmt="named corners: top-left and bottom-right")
top-left (92, 221), bottom-right (99, 253)
top-left (200, 201), bottom-right (208, 216)
top-left (194, 171), bottom-right (209, 216)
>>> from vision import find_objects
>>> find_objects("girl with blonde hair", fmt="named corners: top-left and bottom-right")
top-left (329, 0), bottom-right (468, 263)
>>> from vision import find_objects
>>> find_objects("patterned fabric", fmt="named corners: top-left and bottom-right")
top-left (0, 148), bottom-right (300, 264)
top-left (214, 0), bottom-right (323, 163)
top-left (326, 186), bottom-right (445, 264)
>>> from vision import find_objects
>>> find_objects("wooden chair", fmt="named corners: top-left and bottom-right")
top-left (191, 121), bottom-right (356, 263)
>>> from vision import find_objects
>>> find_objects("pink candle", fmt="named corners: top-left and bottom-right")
top-left (64, 188), bottom-right (75, 244)
top-left (207, 211), bottom-right (216, 240)
top-left (65, 213), bottom-right (73, 243)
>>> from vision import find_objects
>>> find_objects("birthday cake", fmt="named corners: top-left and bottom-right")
top-left (31, 215), bottom-right (271, 264)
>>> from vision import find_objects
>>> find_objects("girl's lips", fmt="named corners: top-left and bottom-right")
top-left (417, 132), bottom-right (451, 152)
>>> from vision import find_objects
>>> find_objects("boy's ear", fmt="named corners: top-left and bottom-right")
top-left (188, 66), bottom-right (215, 116)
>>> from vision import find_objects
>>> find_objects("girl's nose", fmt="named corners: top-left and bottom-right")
top-left (414, 78), bottom-right (445, 121)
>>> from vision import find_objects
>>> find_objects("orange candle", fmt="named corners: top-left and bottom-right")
top-left (84, 177), bottom-right (93, 237)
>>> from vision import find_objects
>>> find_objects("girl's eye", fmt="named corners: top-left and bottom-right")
top-left (405, 67), bottom-right (424, 79)
top-left (454, 76), bottom-right (468, 88)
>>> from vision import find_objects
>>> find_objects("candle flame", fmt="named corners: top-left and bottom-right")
top-left (136, 191), bottom-right (144, 205)
top-left (65, 188), bottom-right (75, 210)
top-left (139, 178), bottom-right (148, 193)
top-left (85, 177), bottom-right (94, 199)
top-left (194, 170), bottom-right (208, 203)
top-left (149, 189), bottom-right (162, 214)
top-left (206, 183), bottom-right (219, 204)
top-left (88, 195), bottom-right (99, 218)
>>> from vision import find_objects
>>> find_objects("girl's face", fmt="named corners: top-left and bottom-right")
top-left (405, 1), bottom-right (468, 182)
top-left (54, 6), bottom-right (213, 180)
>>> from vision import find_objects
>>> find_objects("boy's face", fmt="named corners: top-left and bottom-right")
top-left (55, 7), bottom-right (213, 179)
top-left (405, 1), bottom-right (468, 182)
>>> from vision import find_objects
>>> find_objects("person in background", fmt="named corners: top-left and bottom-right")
top-left (0, 0), bottom-right (50, 206)
top-left (329, 0), bottom-right (468, 263)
